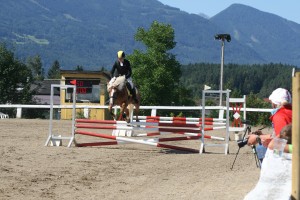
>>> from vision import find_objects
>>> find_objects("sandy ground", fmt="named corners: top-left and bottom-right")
top-left (0, 119), bottom-right (271, 200)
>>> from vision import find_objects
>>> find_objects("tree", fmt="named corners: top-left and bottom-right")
top-left (246, 93), bottom-right (272, 125)
top-left (0, 44), bottom-right (33, 105)
top-left (26, 55), bottom-right (44, 81)
top-left (128, 21), bottom-right (193, 106)
top-left (47, 60), bottom-right (61, 79)
top-left (75, 65), bottom-right (84, 71)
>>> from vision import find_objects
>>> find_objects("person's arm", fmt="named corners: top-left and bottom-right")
top-left (288, 145), bottom-right (293, 153)
top-left (247, 134), bottom-right (272, 147)
top-left (125, 60), bottom-right (132, 79)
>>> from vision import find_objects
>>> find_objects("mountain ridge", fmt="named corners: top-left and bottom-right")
top-left (211, 4), bottom-right (300, 65)
top-left (0, 1), bottom-right (299, 71)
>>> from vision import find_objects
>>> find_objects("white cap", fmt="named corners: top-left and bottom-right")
top-left (268, 88), bottom-right (292, 105)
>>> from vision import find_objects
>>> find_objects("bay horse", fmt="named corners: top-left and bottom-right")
top-left (107, 75), bottom-right (140, 123)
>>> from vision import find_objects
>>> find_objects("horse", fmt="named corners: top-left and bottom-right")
top-left (107, 75), bottom-right (140, 123)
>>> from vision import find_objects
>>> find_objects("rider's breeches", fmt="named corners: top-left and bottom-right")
top-left (109, 77), bottom-right (117, 85)
top-left (109, 76), bottom-right (134, 89)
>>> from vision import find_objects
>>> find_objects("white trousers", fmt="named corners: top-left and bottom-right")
top-left (109, 77), bottom-right (134, 88)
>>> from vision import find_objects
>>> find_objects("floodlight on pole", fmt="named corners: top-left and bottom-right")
top-left (214, 34), bottom-right (231, 106)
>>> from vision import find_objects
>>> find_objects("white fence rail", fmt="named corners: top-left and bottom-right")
top-left (0, 104), bottom-right (272, 119)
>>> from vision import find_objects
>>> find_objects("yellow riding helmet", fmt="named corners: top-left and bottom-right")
top-left (117, 51), bottom-right (125, 58)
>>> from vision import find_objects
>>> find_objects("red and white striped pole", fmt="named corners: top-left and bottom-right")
top-left (135, 131), bottom-right (224, 141)
top-left (75, 130), bottom-right (199, 153)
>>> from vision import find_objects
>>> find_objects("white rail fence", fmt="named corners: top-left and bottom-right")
top-left (0, 104), bottom-right (272, 119)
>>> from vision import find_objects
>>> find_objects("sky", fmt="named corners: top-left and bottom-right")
top-left (158, 0), bottom-right (300, 24)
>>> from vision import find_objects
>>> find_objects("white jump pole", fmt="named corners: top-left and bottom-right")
top-left (200, 89), bottom-right (230, 155)
top-left (45, 84), bottom-right (76, 147)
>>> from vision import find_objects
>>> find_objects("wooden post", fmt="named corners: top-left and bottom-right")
top-left (292, 71), bottom-right (300, 200)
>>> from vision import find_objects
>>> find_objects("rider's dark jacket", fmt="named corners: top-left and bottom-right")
top-left (110, 59), bottom-right (132, 79)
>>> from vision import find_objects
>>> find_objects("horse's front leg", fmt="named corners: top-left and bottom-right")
top-left (119, 102), bottom-right (127, 121)
top-left (108, 104), bottom-right (116, 120)
top-left (108, 88), bottom-right (117, 120)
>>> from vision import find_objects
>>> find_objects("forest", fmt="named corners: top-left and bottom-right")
top-left (179, 62), bottom-right (295, 125)
top-left (180, 63), bottom-right (294, 101)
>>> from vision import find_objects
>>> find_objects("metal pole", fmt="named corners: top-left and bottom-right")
top-left (68, 86), bottom-right (77, 147)
top-left (44, 85), bottom-right (54, 146)
top-left (200, 90), bottom-right (206, 154)
top-left (219, 39), bottom-right (225, 106)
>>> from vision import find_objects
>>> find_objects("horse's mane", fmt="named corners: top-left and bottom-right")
top-left (108, 75), bottom-right (126, 91)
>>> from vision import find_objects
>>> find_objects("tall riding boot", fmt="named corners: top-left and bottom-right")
top-left (131, 87), bottom-right (138, 103)
top-left (126, 82), bottom-right (132, 93)
top-left (126, 82), bottom-right (138, 103)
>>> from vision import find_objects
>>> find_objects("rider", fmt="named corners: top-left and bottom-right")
top-left (110, 50), bottom-right (138, 103)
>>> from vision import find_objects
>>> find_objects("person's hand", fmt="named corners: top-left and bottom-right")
top-left (259, 134), bottom-right (272, 147)
top-left (247, 134), bottom-right (258, 146)
top-left (247, 134), bottom-right (272, 147)
top-left (246, 130), bottom-right (263, 146)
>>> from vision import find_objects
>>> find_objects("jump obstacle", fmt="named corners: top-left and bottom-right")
top-left (45, 84), bottom-right (76, 147)
top-left (73, 117), bottom-right (227, 153)
top-left (45, 85), bottom-right (247, 155)
top-left (0, 112), bottom-right (9, 119)
top-left (200, 90), bottom-right (246, 154)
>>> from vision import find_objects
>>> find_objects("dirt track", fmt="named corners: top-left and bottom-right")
top-left (0, 119), bottom-right (270, 200)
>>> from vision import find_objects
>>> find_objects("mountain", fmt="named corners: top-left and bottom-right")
top-left (0, 1), bottom-right (299, 71)
top-left (210, 4), bottom-right (300, 66)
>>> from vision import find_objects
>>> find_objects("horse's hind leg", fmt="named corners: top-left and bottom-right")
top-left (135, 104), bottom-right (140, 122)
